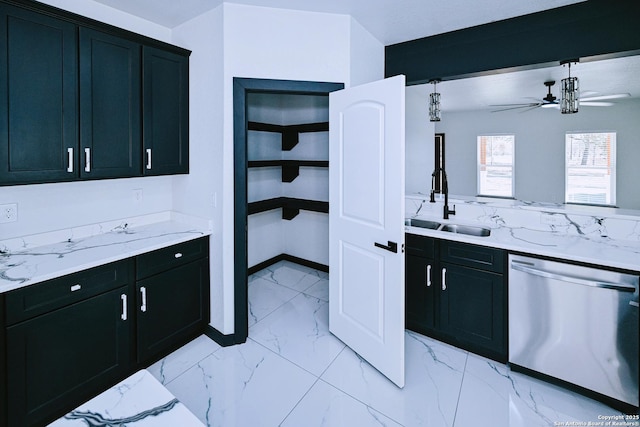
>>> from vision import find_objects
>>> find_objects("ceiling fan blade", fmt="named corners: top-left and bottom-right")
top-left (581, 93), bottom-right (631, 101)
top-left (540, 103), bottom-right (559, 109)
top-left (489, 103), bottom-right (540, 107)
top-left (518, 105), bottom-right (544, 113)
top-left (580, 101), bottom-right (614, 107)
top-left (491, 104), bottom-right (540, 112)
top-left (580, 91), bottom-right (598, 97)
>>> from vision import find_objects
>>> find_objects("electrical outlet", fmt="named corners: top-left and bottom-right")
top-left (540, 212), bottom-right (565, 226)
top-left (0, 203), bottom-right (18, 223)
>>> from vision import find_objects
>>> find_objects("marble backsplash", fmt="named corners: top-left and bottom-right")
top-left (406, 193), bottom-right (640, 243)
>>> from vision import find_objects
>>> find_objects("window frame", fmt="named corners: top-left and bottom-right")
top-left (564, 131), bottom-right (617, 207)
top-left (477, 134), bottom-right (515, 199)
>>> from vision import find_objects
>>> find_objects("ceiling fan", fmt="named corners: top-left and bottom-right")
top-left (490, 80), bottom-right (631, 113)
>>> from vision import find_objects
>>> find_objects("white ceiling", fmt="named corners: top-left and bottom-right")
top-left (90, 0), bottom-right (638, 110)
top-left (91, 0), bottom-right (585, 45)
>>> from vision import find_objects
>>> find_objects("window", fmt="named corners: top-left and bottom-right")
top-left (565, 132), bottom-right (616, 206)
top-left (477, 135), bottom-right (514, 197)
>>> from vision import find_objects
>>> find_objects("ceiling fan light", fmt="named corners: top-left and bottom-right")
top-left (561, 76), bottom-right (579, 114)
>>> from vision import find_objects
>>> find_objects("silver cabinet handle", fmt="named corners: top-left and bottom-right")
top-left (442, 267), bottom-right (447, 291)
top-left (174, 252), bottom-right (183, 259)
top-left (70, 284), bottom-right (81, 292)
top-left (121, 294), bottom-right (127, 321)
top-left (630, 301), bottom-right (639, 308)
top-left (426, 264), bottom-right (432, 287)
top-left (146, 148), bottom-right (152, 170)
top-left (84, 148), bottom-right (91, 172)
top-left (67, 148), bottom-right (74, 172)
top-left (140, 286), bottom-right (147, 312)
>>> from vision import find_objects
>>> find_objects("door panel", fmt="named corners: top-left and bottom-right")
top-left (80, 28), bottom-right (141, 178)
top-left (339, 242), bottom-right (384, 339)
top-left (329, 75), bottom-right (405, 387)
top-left (340, 102), bottom-right (384, 226)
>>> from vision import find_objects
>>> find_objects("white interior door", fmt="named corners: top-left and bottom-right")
top-left (329, 75), bottom-right (406, 387)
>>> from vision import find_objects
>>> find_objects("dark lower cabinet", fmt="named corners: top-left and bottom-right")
top-left (6, 286), bottom-right (131, 427)
top-left (0, 3), bottom-right (78, 184)
top-left (1, 236), bottom-right (210, 427)
top-left (439, 262), bottom-right (505, 358)
top-left (136, 258), bottom-right (209, 364)
top-left (405, 233), bottom-right (507, 362)
top-left (405, 254), bottom-right (436, 331)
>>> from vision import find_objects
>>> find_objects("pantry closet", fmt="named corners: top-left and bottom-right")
top-left (233, 78), bottom-right (343, 342)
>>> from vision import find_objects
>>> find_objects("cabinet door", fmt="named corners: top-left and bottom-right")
top-left (136, 258), bottom-right (208, 363)
top-left (80, 28), bottom-right (141, 179)
top-left (439, 263), bottom-right (505, 358)
top-left (6, 287), bottom-right (131, 426)
top-left (0, 4), bottom-right (78, 184)
top-left (142, 46), bottom-right (189, 175)
top-left (405, 254), bottom-right (437, 332)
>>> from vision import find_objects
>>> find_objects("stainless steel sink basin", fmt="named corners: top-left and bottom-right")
top-left (405, 219), bottom-right (441, 230)
top-left (440, 224), bottom-right (491, 237)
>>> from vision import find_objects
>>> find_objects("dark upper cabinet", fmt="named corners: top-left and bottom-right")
top-left (143, 46), bottom-right (189, 175)
top-left (0, 4), bottom-right (78, 184)
top-left (0, 1), bottom-right (190, 186)
top-left (79, 28), bottom-right (142, 179)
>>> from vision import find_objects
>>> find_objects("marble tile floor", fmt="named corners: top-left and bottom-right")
top-left (148, 260), bottom-right (625, 427)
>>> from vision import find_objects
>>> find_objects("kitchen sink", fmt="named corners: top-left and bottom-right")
top-left (440, 224), bottom-right (491, 237)
top-left (405, 219), bottom-right (441, 229)
top-left (405, 218), bottom-right (491, 237)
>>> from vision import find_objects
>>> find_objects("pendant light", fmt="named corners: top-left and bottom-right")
top-left (560, 61), bottom-right (579, 114)
top-left (429, 79), bottom-right (441, 122)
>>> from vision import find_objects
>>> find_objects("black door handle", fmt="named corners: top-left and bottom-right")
top-left (374, 241), bottom-right (398, 253)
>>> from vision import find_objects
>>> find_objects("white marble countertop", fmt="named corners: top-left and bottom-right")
top-left (0, 211), bottom-right (211, 294)
top-left (49, 369), bottom-right (204, 426)
top-left (405, 217), bottom-right (640, 272)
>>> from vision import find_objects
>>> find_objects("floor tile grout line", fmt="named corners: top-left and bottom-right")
top-left (159, 340), bottom-right (224, 388)
top-left (451, 351), bottom-right (470, 427)
top-left (276, 377), bottom-right (323, 427)
top-left (248, 284), bottom-right (303, 329)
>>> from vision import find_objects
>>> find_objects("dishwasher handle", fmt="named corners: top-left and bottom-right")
top-left (511, 261), bottom-right (636, 293)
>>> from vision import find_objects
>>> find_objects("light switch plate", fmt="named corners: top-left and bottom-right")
top-left (0, 203), bottom-right (17, 223)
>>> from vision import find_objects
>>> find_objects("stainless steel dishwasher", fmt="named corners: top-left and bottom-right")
top-left (509, 254), bottom-right (639, 407)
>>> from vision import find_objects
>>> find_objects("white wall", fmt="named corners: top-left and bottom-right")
top-left (1, 0), bottom-right (384, 335)
top-left (174, 4), bottom-right (384, 335)
top-left (405, 97), bottom-right (640, 210)
top-left (171, 6), bottom-right (226, 331)
top-left (432, 101), bottom-right (640, 209)
top-left (246, 93), bottom-right (330, 268)
top-left (0, 0), bottom-right (177, 240)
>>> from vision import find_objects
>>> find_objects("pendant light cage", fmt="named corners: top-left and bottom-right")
top-left (429, 80), bottom-right (441, 122)
top-left (561, 62), bottom-right (579, 114)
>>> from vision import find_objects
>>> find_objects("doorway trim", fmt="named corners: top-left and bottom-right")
top-left (232, 77), bottom-right (344, 344)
